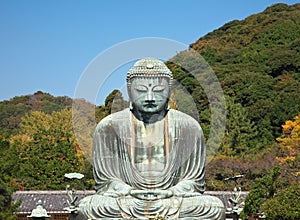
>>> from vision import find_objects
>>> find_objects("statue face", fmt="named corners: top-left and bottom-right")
top-left (129, 77), bottom-right (170, 114)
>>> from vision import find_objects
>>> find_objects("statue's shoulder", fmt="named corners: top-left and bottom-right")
top-left (95, 108), bottom-right (130, 130)
top-left (168, 109), bottom-right (201, 130)
top-left (168, 109), bottom-right (198, 122)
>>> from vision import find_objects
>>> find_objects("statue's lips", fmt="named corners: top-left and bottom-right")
top-left (143, 103), bottom-right (158, 108)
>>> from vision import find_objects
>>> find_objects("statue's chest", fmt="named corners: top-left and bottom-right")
top-left (132, 121), bottom-right (167, 176)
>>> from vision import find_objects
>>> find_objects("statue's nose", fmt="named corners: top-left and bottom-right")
top-left (146, 90), bottom-right (155, 102)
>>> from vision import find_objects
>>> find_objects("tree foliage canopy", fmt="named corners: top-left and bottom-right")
top-left (0, 108), bottom-right (91, 191)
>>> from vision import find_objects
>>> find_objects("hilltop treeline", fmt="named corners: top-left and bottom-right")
top-left (170, 3), bottom-right (300, 155)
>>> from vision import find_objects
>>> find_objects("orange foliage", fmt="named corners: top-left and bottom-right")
top-left (276, 113), bottom-right (300, 164)
top-left (74, 142), bottom-right (85, 157)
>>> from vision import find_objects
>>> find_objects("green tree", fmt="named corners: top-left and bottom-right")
top-left (220, 96), bottom-right (258, 156)
top-left (104, 89), bottom-right (128, 114)
top-left (268, 74), bottom-right (300, 138)
top-left (7, 109), bottom-right (90, 190)
top-left (241, 166), bottom-right (283, 219)
top-left (0, 179), bottom-right (17, 220)
top-left (262, 184), bottom-right (300, 220)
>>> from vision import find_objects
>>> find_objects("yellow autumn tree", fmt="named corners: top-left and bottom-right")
top-left (276, 112), bottom-right (300, 174)
top-left (11, 109), bottom-right (85, 157)
top-left (8, 108), bottom-right (90, 190)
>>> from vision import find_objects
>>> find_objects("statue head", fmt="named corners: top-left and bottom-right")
top-left (127, 58), bottom-right (173, 115)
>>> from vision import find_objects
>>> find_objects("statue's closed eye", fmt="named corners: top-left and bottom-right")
top-left (153, 86), bottom-right (165, 92)
top-left (135, 85), bottom-right (148, 92)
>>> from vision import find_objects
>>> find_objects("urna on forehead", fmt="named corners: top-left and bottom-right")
top-left (126, 58), bottom-right (173, 82)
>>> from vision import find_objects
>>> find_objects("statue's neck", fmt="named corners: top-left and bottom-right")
top-left (131, 109), bottom-right (168, 124)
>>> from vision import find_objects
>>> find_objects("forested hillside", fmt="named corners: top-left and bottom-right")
top-left (171, 3), bottom-right (300, 154)
top-left (0, 89), bottom-right (125, 189)
top-left (0, 91), bottom-right (73, 137)
top-left (168, 3), bottom-right (300, 218)
top-left (0, 3), bottom-right (299, 219)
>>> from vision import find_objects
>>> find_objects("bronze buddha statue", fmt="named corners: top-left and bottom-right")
top-left (78, 58), bottom-right (225, 219)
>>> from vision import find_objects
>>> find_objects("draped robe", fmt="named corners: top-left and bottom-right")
top-left (78, 108), bottom-right (225, 219)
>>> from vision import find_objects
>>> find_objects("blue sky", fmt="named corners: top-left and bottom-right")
top-left (0, 0), bottom-right (298, 105)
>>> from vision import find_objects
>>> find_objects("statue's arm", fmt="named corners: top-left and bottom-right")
top-left (93, 118), bottom-right (133, 198)
top-left (170, 117), bottom-right (206, 197)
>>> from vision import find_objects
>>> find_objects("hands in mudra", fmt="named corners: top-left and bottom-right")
top-left (130, 189), bottom-right (173, 201)
top-left (101, 181), bottom-right (173, 200)
top-left (101, 180), bottom-right (201, 200)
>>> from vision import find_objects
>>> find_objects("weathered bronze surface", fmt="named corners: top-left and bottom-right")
top-left (78, 58), bottom-right (225, 219)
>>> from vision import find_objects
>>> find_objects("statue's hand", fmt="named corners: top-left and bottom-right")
top-left (173, 192), bottom-right (201, 197)
top-left (102, 181), bottom-right (132, 198)
top-left (130, 189), bottom-right (173, 201)
top-left (170, 180), bottom-right (201, 197)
